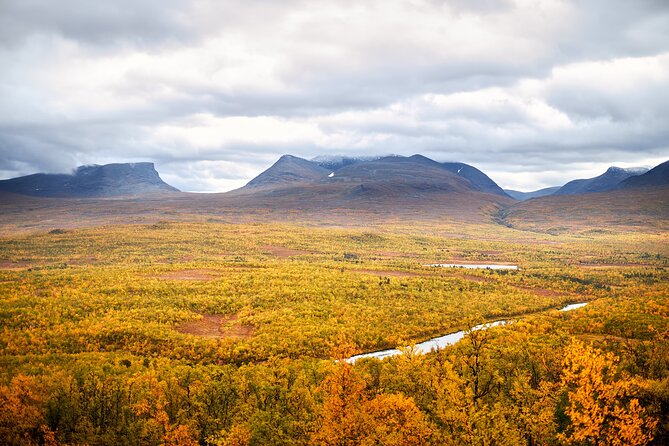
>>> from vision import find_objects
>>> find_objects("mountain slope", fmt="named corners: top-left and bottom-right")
top-left (0, 163), bottom-right (178, 197)
top-left (440, 162), bottom-right (508, 196)
top-left (503, 186), bottom-right (669, 233)
top-left (617, 160), bottom-right (669, 189)
top-left (229, 154), bottom-right (514, 223)
top-left (311, 155), bottom-right (380, 170)
top-left (243, 154), bottom-right (509, 198)
top-left (554, 166), bottom-right (648, 195)
top-left (327, 155), bottom-right (472, 193)
top-left (245, 155), bottom-right (330, 188)
top-left (504, 186), bottom-right (560, 201)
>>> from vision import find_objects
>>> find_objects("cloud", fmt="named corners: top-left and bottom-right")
top-left (0, 0), bottom-right (668, 191)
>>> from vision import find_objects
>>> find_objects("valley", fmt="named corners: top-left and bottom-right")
top-left (0, 155), bottom-right (667, 445)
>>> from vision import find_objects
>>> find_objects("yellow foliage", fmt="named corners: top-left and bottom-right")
top-left (559, 339), bottom-right (657, 446)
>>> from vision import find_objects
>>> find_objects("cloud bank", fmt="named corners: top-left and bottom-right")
top-left (1, 0), bottom-right (668, 191)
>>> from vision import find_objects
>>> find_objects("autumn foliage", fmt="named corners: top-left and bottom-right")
top-left (0, 221), bottom-right (667, 444)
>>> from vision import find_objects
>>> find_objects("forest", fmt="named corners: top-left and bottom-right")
top-left (0, 220), bottom-right (667, 445)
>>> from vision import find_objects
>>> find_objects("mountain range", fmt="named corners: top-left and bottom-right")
top-left (1, 154), bottom-right (667, 235)
top-left (0, 156), bottom-right (667, 203)
top-left (505, 164), bottom-right (666, 201)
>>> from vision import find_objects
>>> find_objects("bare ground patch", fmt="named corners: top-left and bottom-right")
top-left (176, 314), bottom-right (254, 339)
top-left (479, 250), bottom-right (504, 256)
top-left (68, 256), bottom-right (99, 266)
top-left (262, 245), bottom-right (318, 258)
top-left (0, 261), bottom-right (31, 270)
top-left (159, 269), bottom-right (219, 281)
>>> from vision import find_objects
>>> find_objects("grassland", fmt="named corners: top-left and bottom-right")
top-left (0, 209), bottom-right (668, 444)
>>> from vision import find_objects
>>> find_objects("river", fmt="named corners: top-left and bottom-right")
top-left (346, 302), bottom-right (588, 363)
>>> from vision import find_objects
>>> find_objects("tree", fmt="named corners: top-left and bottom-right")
top-left (312, 362), bottom-right (434, 445)
top-left (558, 339), bottom-right (657, 446)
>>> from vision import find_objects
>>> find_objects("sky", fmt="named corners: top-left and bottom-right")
top-left (1, 0), bottom-right (669, 192)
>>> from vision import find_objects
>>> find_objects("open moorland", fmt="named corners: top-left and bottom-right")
top-left (0, 193), bottom-right (668, 445)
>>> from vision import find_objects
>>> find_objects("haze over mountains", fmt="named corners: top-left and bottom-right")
top-left (0, 163), bottom-right (178, 197)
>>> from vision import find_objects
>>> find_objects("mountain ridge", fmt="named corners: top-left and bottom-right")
top-left (616, 160), bottom-right (669, 189)
top-left (245, 155), bottom-right (330, 189)
top-left (554, 166), bottom-right (648, 195)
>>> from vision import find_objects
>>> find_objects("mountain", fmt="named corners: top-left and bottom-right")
top-left (503, 185), bottom-right (669, 234)
top-left (617, 160), bottom-right (669, 189)
top-left (229, 154), bottom-right (514, 223)
top-left (310, 155), bottom-right (380, 170)
top-left (0, 162), bottom-right (179, 197)
top-left (324, 155), bottom-right (478, 195)
top-left (245, 155), bottom-right (330, 189)
top-left (554, 166), bottom-right (648, 195)
top-left (242, 154), bottom-right (509, 198)
top-left (504, 186), bottom-right (560, 201)
top-left (440, 162), bottom-right (509, 196)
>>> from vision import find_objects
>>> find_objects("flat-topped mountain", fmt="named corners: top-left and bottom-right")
top-left (0, 162), bottom-right (179, 197)
top-left (554, 166), bottom-right (648, 195)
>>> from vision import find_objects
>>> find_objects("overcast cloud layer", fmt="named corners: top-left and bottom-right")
top-left (1, 0), bottom-right (669, 192)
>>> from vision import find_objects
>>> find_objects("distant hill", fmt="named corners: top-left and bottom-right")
top-left (503, 186), bottom-right (669, 234)
top-left (617, 160), bottom-right (669, 189)
top-left (503, 159), bottom-right (669, 233)
top-left (0, 162), bottom-right (179, 197)
top-left (554, 166), bottom-right (648, 195)
top-left (504, 186), bottom-right (560, 201)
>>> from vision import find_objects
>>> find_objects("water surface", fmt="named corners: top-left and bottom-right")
top-left (425, 263), bottom-right (519, 270)
top-left (346, 302), bottom-right (588, 363)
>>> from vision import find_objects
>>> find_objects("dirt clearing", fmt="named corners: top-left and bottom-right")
top-left (159, 269), bottom-right (219, 281)
top-left (176, 314), bottom-right (254, 339)
top-left (262, 245), bottom-right (317, 258)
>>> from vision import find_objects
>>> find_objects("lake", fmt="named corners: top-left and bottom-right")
top-left (425, 263), bottom-right (519, 270)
